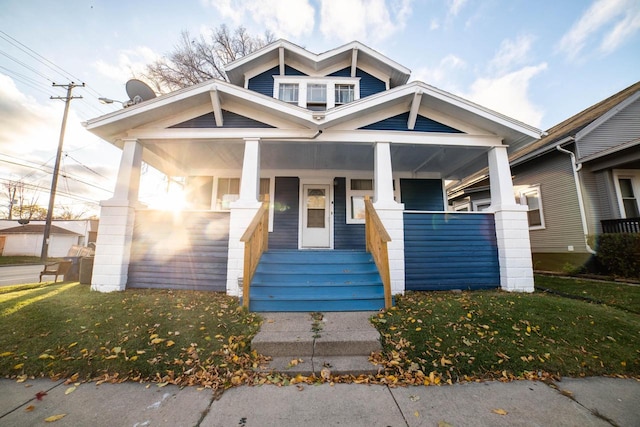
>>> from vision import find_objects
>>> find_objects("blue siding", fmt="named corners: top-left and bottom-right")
top-left (333, 177), bottom-right (365, 250)
top-left (328, 67), bottom-right (386, 98)
top-left (248, 65), bottom-right (306, 97)
top-left (400, 179), bottom-right (445, 211)
top-left (270, 177), bottom-right (299, 249)
top-left (404, 213), bottom-right (500, 291)
top-left (360, 112), bottom-right (463, 132)
top-left (171, 110), bottom-right (274, 128)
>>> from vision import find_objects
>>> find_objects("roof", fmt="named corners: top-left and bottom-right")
top-left (224, 39), bottom-right (411, 88)
top-left (511, 80), bottom-right (640, 163)
top-left (0, 224), bottom-right (81, 235)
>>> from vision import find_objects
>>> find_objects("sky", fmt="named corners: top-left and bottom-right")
top-left (1, 0), bottom-right (639, 218)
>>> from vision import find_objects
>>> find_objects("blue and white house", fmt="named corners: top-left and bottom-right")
top-left (84, 40), bottom-right (543, 311)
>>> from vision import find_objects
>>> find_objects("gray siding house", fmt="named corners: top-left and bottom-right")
top-left (449, 81), bottom-right (640, 271)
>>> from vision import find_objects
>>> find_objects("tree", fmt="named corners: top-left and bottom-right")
top-left (144, 25), bottom-right (274, 92)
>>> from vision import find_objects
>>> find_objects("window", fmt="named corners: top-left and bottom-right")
top-left (306, 84), bottom-right (327, 111)
top-left (472, 199), bottom-right (491, 212)
top-left (278, 83), bottom-right (299, 104)
top-left (335, 84), bottom-right (355, 105)
top-left (215, 177), bottom-right (271, 210)
top-left (614, 172), bottom-right (640, 218)
top-left (517, 186), bottom-right (544, 229)
top-left (347, 178), bottom-right (374, 223)
top-left (216, 178), bottom-right (240, 210)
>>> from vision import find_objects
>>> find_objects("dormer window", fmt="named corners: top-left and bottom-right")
top-left (278, 83), bottom-right (299, 104)
top-left (307, 84), bottom-right (327, 111)
top-left (273, 76), bottom-right (360, 110)
top-left (335, 84), bottom-right (355, 105)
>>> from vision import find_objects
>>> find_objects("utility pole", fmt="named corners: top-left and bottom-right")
top-left (41, 82), bottom-right (84, 261)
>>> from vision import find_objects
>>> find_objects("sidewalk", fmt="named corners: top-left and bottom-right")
top-left (0, 377), bottom-right (638, 426)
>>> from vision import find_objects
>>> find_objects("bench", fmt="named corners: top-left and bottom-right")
top-left (39, 261), bottom-right (73, 283)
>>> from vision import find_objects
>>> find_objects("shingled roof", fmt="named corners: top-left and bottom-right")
top-left (0, 224), bottom-right (80, 235)
top-left (511, 80), bottom-right (640, 163)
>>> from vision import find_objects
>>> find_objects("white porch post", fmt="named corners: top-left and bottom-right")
top-left (488, 146), bottom-right (534, 292)
top-left (373, 142), bottom-right (405, 295)
top-left (91, 138), bottom-right (143, 292)
top-left (226, 138), bottom-right (262, 296)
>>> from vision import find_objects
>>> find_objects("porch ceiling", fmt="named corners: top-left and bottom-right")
top-left (140, 139), bottom-right (491, 179)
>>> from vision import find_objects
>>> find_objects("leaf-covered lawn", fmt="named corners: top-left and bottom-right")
top-left (535, 275), bottom-right (640, 313)
top-left (371, 290), bottom-right (640, 384)
top-left (0, 282), bottom-right (263, 388)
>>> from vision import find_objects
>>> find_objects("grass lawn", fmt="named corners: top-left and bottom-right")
top-left (372, 286), bottom-right (640, 384)
top-left (535, 275), bottom-right (640, 314)
top-left (0, 256), bottom-right (49, 265)
top-left (0, 282), bottom-right (262, 388)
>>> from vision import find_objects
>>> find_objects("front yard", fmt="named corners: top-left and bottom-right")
top-left (0, 276), bottom-right (638, 388)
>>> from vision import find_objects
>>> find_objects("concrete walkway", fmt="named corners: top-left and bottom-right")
top-left (0, 377), bottom-right (638, 426)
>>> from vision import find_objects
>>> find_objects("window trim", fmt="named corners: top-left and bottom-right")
top-left (612, 169), bottom-right (640, 218)
top-left (212, 177), bottom-right (271, 213)
top-left (273, 76), bottom-right (360, 110)
top-left (346, 178), bottom-right (374, 224)
top-left (472, 198), bottom-right (492, 212)
top-left (517, 185), bottom-right (545, 230)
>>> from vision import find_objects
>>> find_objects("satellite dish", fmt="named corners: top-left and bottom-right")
top-left (125, 79), bottom-right (156, 106)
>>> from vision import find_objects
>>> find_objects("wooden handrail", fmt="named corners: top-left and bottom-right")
top-left (239, 195), bottom-right (270, 309)
top-left (364, 196), bottom-right (393, 309)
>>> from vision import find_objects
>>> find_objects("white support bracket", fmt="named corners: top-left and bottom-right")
top-left (407, 91), bottom-right (422, 130)
top-left (209, 88), bottom-right (223, 127)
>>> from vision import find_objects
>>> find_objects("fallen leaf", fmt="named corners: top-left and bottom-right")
top-left (492, 408), bottom-right (508, 415)
top-left (414, 411), bottom-right (420, 418)
top-left (0, 351), bottom-right (13, 357)
top-left (166, 340), bottom-right (175, 347)
top-left (65, 386), bottom-right (76, 395)
top-left (438, 421), bottom-right (454, 427)
top-left (35, 391), bottom-right (47, 400)
top-left (25, 405), bottom-right (35, 412)
top-left (44, 414), bottom-right (66, 422)
top-left (13, 363), bottom-right (24, 370)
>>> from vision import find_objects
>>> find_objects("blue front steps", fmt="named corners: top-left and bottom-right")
top-left (249, 250), bottom-right (385, 312)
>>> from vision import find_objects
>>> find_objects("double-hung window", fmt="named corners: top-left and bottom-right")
top-left (335, 84), bottom-right (355, 105)
top-left (517, 185), bottom-right (544, 229)
top-left (215, 178), bottom-right (270, 211)
top-left (347, 178), bottom-right (374, 224)
top-left (613, 170), bottom-right (640, 218)
top-left (306, 84), bottom-right (327, 111)
top-left (278, 83), bottom-right (299, 104)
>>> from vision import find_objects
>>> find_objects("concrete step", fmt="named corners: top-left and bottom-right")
top-left (251, 312), bottom-right (382, 376)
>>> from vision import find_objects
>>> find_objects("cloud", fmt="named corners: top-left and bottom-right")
top-left (463, 63), bottom-right (548, 127)
top-left (489, 34), bottom-right (535, 73)
top-left (204, 0), bottom-right (315, 39)
top-left (319, 0), bottom-right (413, 43)
top-left (556, 0), bottom-right (640, 59)
top-left (448, 0), bottom-right (467, 16)
top-left (92, 46), bottom-right (160, 84)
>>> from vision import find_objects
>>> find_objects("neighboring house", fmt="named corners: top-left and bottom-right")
top-left (84, 40), bottom-right (543, 310)
top-left (449, 81), bottom-right (640, 271)
top-left (0, 224), bottom-right (81, 257)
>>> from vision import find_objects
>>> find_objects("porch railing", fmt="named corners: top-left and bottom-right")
top-left (601, 217), bottom-right (640, 234)
top-left (364, 196), bottom-right (392, 309)
top-left (239, 196), bottom-right (270, 308)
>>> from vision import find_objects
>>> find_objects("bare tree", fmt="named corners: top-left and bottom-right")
top-left (56, 205), bottom-right (88, 220)
top-left (4, 181), bottom-right (19, 219)
top-left (144, 25), bottom-right (275, 92)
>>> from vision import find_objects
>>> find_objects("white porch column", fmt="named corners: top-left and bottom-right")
top-left (92, 138), bottom-right (143, 292)
top-left (488, 146), bottom-right (534, 292)
top-left (373, 142), bottom-right (405, 295)
top-left (226, 138), bottom-right (262, 296)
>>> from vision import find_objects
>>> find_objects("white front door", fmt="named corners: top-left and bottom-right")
top-left (301, 184), bottom-right (331, 248)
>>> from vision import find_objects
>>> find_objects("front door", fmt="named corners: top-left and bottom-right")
top-left (301, 184), bottom-right (331, 248)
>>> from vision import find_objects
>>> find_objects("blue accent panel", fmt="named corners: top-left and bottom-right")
top-left (248, 65), bottom-right (306, 97)
top-left (249, 250), bottom-right (385, 312)
top-left (328, 67), bottom-right (386, 98)
top-left (403, 213), bottom-right (500, 291)
top-left (170, 110), bottom-right (274, 129)
top-left (400, 179), bottom-right (445, 211)
top-left (333, 177), bottom-right (365, 250)
top-left (360, 112), bottom-right (462, 132)
top-left (270, 177), bottom-right (299, 249)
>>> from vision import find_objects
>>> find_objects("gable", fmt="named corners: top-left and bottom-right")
top-left (248, 65), bottom-right (306, 97)
top-left (170, 110), bottom-right (275, 129)
top-left (360, 112), bottom-right (463, 133)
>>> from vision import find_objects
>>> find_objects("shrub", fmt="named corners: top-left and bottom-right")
top-left (595, 233), bottom-right (640, 279)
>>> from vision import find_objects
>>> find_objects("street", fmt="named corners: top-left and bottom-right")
top-left (0, 264), bottom-right (44, 287)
